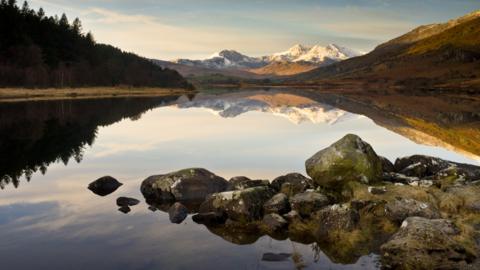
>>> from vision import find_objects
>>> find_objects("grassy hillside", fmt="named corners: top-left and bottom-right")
top-left (291, 11), bottom-right (480, 89)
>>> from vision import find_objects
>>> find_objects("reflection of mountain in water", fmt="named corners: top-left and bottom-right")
top-left (0, 96), bottom-right (180, 189)
top-left (176, 93), bottom-right (358, 125)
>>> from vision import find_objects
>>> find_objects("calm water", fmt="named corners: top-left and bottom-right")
top-left (0, 89), bottom-right (479, 270)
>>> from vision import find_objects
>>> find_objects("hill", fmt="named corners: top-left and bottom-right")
top-left (0, 1), bottom-right (191, 89)
top-left (292, 10), bottom-right (480, 90)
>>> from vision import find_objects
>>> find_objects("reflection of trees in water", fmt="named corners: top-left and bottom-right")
top-left (0, 96), bottom-right (181, 189)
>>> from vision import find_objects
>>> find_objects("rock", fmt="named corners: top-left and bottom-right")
top-left (380, 156), bottom-right (395, 173)
top-left (368, 186), bottom-right (387, 195)
top-left (262, 213), bottom-right (288, 232)
top-left (290, 191), bottom-right (330, 217)
top-left (440, 185), bottom-right (480, 214)
top-left (385, 197), bottom-right (440, 224)
top-left (140, 168), bottom-right (228, 203)
top-left (263, 193), bottom-right (290, 214)
top-left (305, 134), bottom-right (383, 189)
top-left (118, 206), bottom-right (131, 214)
top-left (283, 210), bottom-right (301, 222)
top-left (271, 173), bottom-right (313, 195)
top-left (261, 253), bottom-right (291, 262)
top-left (228, 177), bottom-right (269, 190)
top-left (199, 186), bottom-right (276, 223)
top-left (88, 176), bottom-right (123, 196)
top-left (168, 202), bottom-right (188, 224)
top-left (381, 217), bottom-right (474, 269)
top-left (116, 197), bottom-right (140, 207)
top-left (394, 155), bottom-right (480, 182)
top-left (382, 172), bottom-right (433, 187)
top-left (228, 176), bottom-right (251, 188)
top-left (312, 204), bottom-right (360, 239)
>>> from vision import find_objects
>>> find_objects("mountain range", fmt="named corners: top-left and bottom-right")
top-left (156, 44), bottom-right (361, 77)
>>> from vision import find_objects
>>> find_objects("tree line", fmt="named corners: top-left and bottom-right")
top-left (0, 1), bottom-right (191, 88)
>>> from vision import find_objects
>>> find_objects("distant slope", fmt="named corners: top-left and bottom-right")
top-left (292, 10), bottom-right (480, 89)
top-left (248, 61), bottom-right (319, 76)
top-left (0, 1), bottom-right (191, 89)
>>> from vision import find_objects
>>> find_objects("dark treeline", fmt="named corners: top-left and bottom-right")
top-left (0, 1), bottom-right (191, 88)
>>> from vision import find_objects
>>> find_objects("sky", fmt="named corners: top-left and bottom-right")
top-left (28, 0), bottom-right (480, 60)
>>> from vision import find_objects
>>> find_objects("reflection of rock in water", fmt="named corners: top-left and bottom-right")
top-left (261, 252), bottom-right (291, 262)
top-left (0, 96), bottom-right (180, 189)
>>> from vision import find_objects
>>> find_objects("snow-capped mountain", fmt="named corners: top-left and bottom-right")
top-left (173, 44), bottom-right (361, 70)
top-left (175, 50), bottom-right (268, 69)
top-left (267, 44), bottom-right (360, 63)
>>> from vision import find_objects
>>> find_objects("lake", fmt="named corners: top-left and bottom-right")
top-left (0, 89), bottom-right (479, 270)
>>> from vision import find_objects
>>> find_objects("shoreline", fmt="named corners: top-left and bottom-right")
top-left (0, 87), bottom-right (195, 102)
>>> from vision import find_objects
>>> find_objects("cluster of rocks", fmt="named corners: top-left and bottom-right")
top-left (94, 134), bottom-right (480, 269)
top-left (88, 176), bottom-right (140, 213)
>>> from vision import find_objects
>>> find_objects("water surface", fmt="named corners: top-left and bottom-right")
top-left (0, 89), bottom-right (479, 270)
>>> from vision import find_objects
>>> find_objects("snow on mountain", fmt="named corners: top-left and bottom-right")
top-left (175, 50), bottom-right (267, 69)
top-left (173, 44), bottom-right (361, 70)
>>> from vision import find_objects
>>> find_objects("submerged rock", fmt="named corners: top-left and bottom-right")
top-left (140, 168), bottom-right (228, 203)
top-left (385, 197), bottom-right (440, 224)
top-left (290, 191), bottom-right (330, 217)
top-left (263, 193), bottom-right (290, 215)
top-left (116, 197), bottom-right (140, 207)
top-left (200, 186), bottom-right (276, 223)
top-left (88, 176), bottom-right (123, 196)
top-left (381, 217), bottom-right (475, 269)
top-left (271, 173), bottom-right (313, 196)
top-left (168, 202), bottom-right (188, 224)
top-left (305, 134), bottom-right (383, 189)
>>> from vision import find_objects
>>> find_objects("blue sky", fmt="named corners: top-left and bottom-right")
top-left (29, 0), bottom-right (480, 60)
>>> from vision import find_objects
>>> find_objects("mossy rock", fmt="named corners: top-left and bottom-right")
top-left (305, 134), bottom-right (383, 190)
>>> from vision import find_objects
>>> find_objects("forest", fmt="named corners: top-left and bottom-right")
top-left (0, 0), bottom-right (191, 88)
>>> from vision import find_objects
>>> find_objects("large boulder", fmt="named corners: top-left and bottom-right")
top-left (199, 186), bottom-right (276, 223)
top-left (385, 197), bottom-right (440, 224)
top-left (381, 217), bottom-right (475, 269)
top-left (88, 176), bottom-right (123, 196)
top-left (140, 168), bottom-right (228, 203)
top-left (263, 193), bottom-right (290, 215)
top-left (290, 191), bottom-right (330, 217)
top-left (270, 173), bottom-right (313, 196)
top-left (305, 134), bottom-right (383, 189)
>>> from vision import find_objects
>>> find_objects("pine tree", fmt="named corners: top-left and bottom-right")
top-left (7, 0), bottom-right (16, 7)
top-left (37, 7), bottom-right (44, 18)
top-left (59, 13), bottom-right (68, 27)
top-left (21, 1), bottom-right (28, 14)
top-left (72, 17), bottom-right (82, 34)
